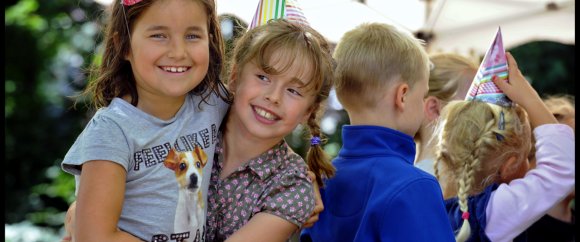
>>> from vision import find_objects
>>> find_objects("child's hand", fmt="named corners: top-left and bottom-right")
top-left (302, 171), bottom-right (324, 229)
top-left (492, 52), bottom-right (557, 128)
top-left (492, 52), bottom-right (540, 108)
top-left (62, 201), bottom-right (76, 242)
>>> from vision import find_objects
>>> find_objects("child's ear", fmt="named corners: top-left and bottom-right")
top-left (424, 96), bottom-right (441, 122)
top-left (499, 155), bottom-right (527, 183)
top-left (394, 83), bottom-right (410, 111)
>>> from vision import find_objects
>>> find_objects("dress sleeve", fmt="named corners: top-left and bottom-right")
top-left (261, 166), bottom-right (316, 227)
top-left (485, 124), bottom-right (575, 242)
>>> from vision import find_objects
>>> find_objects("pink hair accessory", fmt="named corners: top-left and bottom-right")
top-left (122, 0), bottom-right (142, 6)
top-left (461, 211), bottom-right (470, 220)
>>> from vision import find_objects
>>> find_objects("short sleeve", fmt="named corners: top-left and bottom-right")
top-left (61, 114), bottom-right (130, 175)
top-left (261, 167), bottom-right (315, 226)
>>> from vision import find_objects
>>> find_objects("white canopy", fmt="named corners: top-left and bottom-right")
top-left (420, 0), bottom-right (575, 56)
top-left (217, 0), bottom-right (574, 56)
top-left (216, 0), bottom-right (423, 42)
top-left (94, 0), bottom-right (574, 55)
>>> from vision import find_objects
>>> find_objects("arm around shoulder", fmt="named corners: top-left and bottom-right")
top-left (227, 166), bottom-right (315, 241)
top-left (225, 213), bottom-right (298, 242)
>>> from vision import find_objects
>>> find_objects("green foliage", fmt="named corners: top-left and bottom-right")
top-left (5, 0), bottom-right (47, 31)
top-left (4, 0), bottom-right (103, 231)
top-left (509, 42), bottom-right (575, 97)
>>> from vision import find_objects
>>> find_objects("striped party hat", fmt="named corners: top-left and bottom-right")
top-left (248, 0), bottom-right (309, 30)
top-left (465, 27), bottom-right (512, 107)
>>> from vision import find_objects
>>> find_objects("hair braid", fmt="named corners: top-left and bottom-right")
top-left (455, 150), bottom-right (478, 242)
top-left (433, 158), bottom-right (441, 181)
top-left (435, 100), bottom-right (532, 241)
top-left (305, 104), bottom-right (335, 186)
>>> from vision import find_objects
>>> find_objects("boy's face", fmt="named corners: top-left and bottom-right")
top-left (401, 77), bottom-right (429, 136)
top-left (125, 0), bottom-right (210, 103)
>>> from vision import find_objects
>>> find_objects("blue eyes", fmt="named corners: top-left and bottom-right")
top-left (256, 74), bottom-right (303, 97)
top-left (150, 34), bottom-right (165, 39)
top-left (149, 34), bottom-right (200, 40)
top-left (257, 75), bottom-right (270, 82)
top-left (186, 34), bottom-right (200, 40)
top-left (287, 88), bottom-right (303, 96)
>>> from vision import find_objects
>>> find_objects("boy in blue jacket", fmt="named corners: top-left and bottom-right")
top-left (301, 23), bottom-right (455, 241)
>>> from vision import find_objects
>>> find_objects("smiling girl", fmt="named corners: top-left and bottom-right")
top-left (61, 0), bottom-right (230, 241)
top-left (204, 19), bottom-right (336, 242)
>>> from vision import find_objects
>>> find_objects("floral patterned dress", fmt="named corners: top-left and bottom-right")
top-left (205, 136), bottom-right (315, 241)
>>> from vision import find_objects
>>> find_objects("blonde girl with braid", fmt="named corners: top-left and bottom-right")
top-left (434, 52), bottom-right (575, 242)
top-left (204, 19), bottom-right (335, 242)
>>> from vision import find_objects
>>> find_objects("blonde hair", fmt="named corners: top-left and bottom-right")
top-left (333, 23), bottom-right (429, 111)
top-left (428, 53), bottom-right (477, 102)
top-left (544, 95), bottom-right (575, 122)
top-left (434, 101), bottom-right (531, 241)
top-left (529, 95), bottom-right (576, 163)
top-left (415, 53), bottom-right (477, 142)
top-left (227, 19), bottom-right (335, 185)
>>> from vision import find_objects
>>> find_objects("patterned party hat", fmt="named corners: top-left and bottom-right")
top-left (465, 27), bottom-right (512, 107)
top-left (248, 0), bottom-right (309, 30)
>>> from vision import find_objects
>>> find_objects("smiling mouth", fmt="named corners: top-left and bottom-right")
top-left (160, 66), bottom-right (190, 73)
top-left (253, 106), bottom-right (279, 121)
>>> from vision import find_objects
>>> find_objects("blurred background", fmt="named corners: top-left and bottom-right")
top-left (4, 0), bottom-right (574, 240)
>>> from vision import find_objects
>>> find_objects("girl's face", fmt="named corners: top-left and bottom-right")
top-left (229, 51), bottom-right (315, 143)
top-left (126, 0), bottom-right (209, 104)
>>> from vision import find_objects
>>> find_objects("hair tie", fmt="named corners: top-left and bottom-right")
top-left (461, 211), bottom-right (470, 220)
top-left (122, 0), bottom-right (142, 6)
top-left (310, 136), bottom-right (321, 146)
top-left (498, 110), bottom-right (505, 130)
top-left (495, 110), bottom-right (506, 141)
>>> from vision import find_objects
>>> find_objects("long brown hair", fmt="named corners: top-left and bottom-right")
top-left (227, 19), bottom-right (336, 185)
top-left (80, 0), bottom-right (231, 110)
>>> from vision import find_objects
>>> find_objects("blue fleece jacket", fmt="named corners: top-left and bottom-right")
top-left (302, 125), bottom-right (454, 242)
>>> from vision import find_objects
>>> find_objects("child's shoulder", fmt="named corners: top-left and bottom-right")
top-left (188, 90), bottom-right (230, 115)
top-left (85, 98), bottom-right (136, 126)
top-left (276, 140), bottom-right (307, 167)
top-left (267, 141), bottom-right (309, 178)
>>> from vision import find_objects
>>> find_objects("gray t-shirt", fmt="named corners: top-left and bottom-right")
top-left (62, 92), bottom-right (229, 241)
